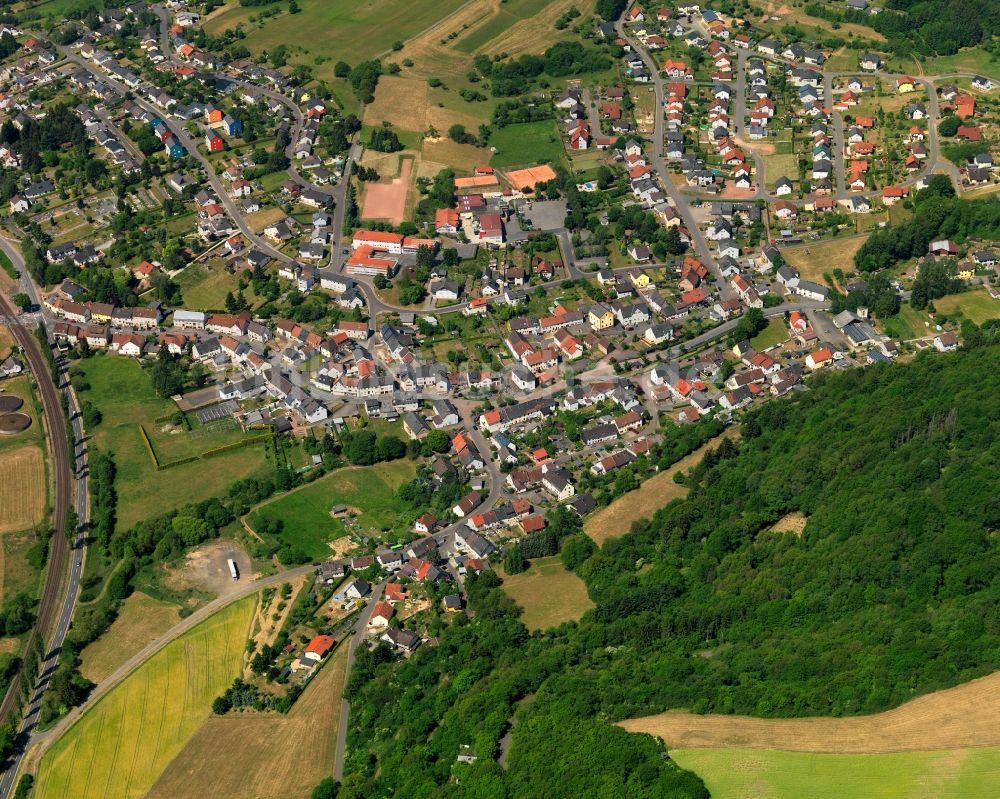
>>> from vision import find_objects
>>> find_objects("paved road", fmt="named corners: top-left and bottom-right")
top-left (0, 243), bottom-right (85, 799)
top-left (332, 580), bottom-right (386, 781)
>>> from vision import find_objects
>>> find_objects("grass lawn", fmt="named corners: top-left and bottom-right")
top-left (500, 555), bottom-right (594, 631)
top-left (489, 120), bottom-right (566, 169)
top-left (247, 460), bottom-right (417, 559)
top-left (750, 318), bottom-right (788, 351)
top-left (763, 153), bottom-right (799, 188)
top-left (933, 289), bottom-right (1000, 325)
top-left (670, 747), bottom-right (1000, 799)
top-left (146, 642), bottom-right (348, 799)
top-left (781, 235), bottom-right (870, 282)
top-left (584, 431), bottom-right (737, 545)
top-left (35, 597), bottom-right (254, 799)
top-left (174, 264), bottom-right (254, 312)
top-left (204, 0), bottom-right (468, 65)
top-left (883, 302), bottom-right (931, 341)
top-left (79, 592), bottom-right (182, 684)
top-left (75, 356), bottom-right (270, 529)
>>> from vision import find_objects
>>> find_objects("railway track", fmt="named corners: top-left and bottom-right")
top-left (0, 292), bottom-right (74, 765)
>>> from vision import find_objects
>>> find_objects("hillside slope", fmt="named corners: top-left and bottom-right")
top-left (340, 345), bottom-right (1000, 798)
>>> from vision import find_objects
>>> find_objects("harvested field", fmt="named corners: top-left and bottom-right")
top-left (422, 137), bottom-right (493, 174)
top-left (364, 76), bottom-right (429, 132)
top-left (0, 446), bottom-right (46, 534)
top-left (619, 669), bottom-right (1000, 753)
top-left (500, 555), bottom-right (594, 631)
top-left (361, 157), bottom-right (412, 225)
top-left (584, 430), bottom-right (738, 545)
top-left (473, 0), bottom-right (582, 57)
top-left (79, 592), bottom-right (181, 684)
top-left (146, 643), bottom-right (349, 799)
top-left (35, 597), bottom-right (255, 799)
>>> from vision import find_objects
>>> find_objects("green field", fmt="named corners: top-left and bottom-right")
top-left (75, 356), bottom-right (270, 529)
top-left (500, 555), bottom-right (594, 631)
top-left (35, 597), bottom-right (255, 799)
top-left (247, 460), bottom-right (417, 559)
top-left (670, 746), bottom-right (1000, 799)
top-left (489, 120), bottom-right (566, 169)
top-left (882, 302), bottom-right (931, 341)
top-left (174, 264), bottom-right (252, 312)
top-left (933, 289), bottom-right (1000, 325)
top-left (750, 318), bottom-right (788, 351)
top-left (922, 47), bottom-right (1000, 82)
top-left (204, 0), bottom-right (467, 65)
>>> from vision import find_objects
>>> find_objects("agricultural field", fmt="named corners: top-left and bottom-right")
top-left (500, 555), bottom-right (594, 631)
top-left (34, 597), bottom-right (255, 799)
top-left (781, 235), bottom-right (870, 282)
top-left (669, 747), bottom-right (1000, 799)
top-left (0, 446), bottom-right (46, 535)
top-left (750, 318), bottom-right (788, 351)
top-left (489, 120), bottom-right (566, 169)
top-left (622, 668), bottom-right (1000, 751)
top-left (203, 0), bottom-right (468, 66)
top-left (584, 431), bottom-right (737, 545)
top-left (73, 355), bottom-right (270, 529)
top-left (628, 667), bottom-right (1000, 798)
top-left (79, 591), bottom-right (182, 684)
top-left (453, 0), bottom-right (561, 53)
top-left (247, 460), bottom-right (417, 559)
top-left (932, 289), bottom-right (1000, 325)
top-left (146, 643), bottom-right (349, 799)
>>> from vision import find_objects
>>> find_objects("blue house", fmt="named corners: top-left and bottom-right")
top-left (223, 114), bottom-right (243, 136)
top-left (149, 115), bottom-right (162, 129)
top-left (164, 136), bottom-right (185, 159)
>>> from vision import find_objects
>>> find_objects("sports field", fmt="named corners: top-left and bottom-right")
top-left (584, 431), bottom-right (737, 545)
top-left (247, 460), bottom-right (416, 559)
top-left (670, 746), bottom-right (1000, 799)
top-left (146, 642), bottom-right (348, 799)
top-left (73, 356), bottom-right (269, 529)
top-left (79, 591), bottom-right (181, 684)
top-left (500, 555), bottom-right (594, 631)
top-left (35, 596), bottom-right (254, 799)
top-left (361, 157), bottom-right (412, 225)
top-left (933, 289), bottom-right (1000, 325)
top-left (203, 0), bottom-right (468, 65)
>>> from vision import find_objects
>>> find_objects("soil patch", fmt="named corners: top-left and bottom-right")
top-left (361, 157), bottom-right (412, 225)
top-left (161, 539), bottom-right (254, 600)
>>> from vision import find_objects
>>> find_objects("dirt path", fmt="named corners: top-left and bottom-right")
top-left (620, 670), bottom-right (1000, 754)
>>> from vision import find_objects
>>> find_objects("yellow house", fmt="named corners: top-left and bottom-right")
top-left (588, 304), bottom-right (615, 330)
top-left (629, 270), bottom-right (652, 289)
top-left (957, 262), bottom-right (975, 280)
top-left (897, 77), bottom-right (915, 93)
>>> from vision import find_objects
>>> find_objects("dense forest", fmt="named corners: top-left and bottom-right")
top-left (339, 345), bottom-right (1000, 798)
